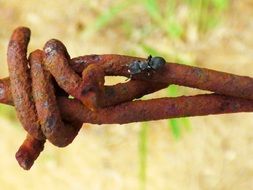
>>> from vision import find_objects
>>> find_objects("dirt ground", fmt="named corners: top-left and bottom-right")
top-left (0, 0), bottom-right (253, 190)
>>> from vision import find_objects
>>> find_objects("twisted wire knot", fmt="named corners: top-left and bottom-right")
top-left (2, 26), bottom-right (253, 170)
top-left (6, 27), bottom-right (166, 169)
top-left (8, 28), bottom-right (82, 169)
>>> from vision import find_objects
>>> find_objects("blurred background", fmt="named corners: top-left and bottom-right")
top-left (0, 0), bottom-right (253, 189)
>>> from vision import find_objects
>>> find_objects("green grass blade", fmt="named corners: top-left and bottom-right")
top-left (141, 45), bottom-right (191, 139)
top-left (186, 0), bottom-right (229, 34)
top-left (167, 85), bottom-right (178, 97)
top-left (139, 122), bottom-right (149, 190)
top-left (82, 1), bottom-right (131, 37)
top-left (169, 119), bottom-right (181, 139)
top-left (181, 117), bottom-right (191, 131)
top-left (166, 21), bottom-right (183, 39)
top-left (165, 1), bottom-right (183, 38)
top-left (93, 3), bottom-right (127, 31)
top-left (167, 85), bottom-right (181, 138)
top-left (167, 85), bottom-right (191, 138)
top-left (142, 0), bottom-right (162, 21)
top-left (213, 0), bottom-right (229, 10)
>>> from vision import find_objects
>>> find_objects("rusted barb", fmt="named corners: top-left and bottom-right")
top-left (79, 64), bottom-right (105, 110)
top-left (30, 50), bottom-right (81, 147)
top-left (15, 135), bottom-right (45, 170)
top-left (43, 39), bottom-right (84, 103)
top-left (2, 26), bottom-right (253, 170)
top-left (7, 27), bottom-right (44, 140)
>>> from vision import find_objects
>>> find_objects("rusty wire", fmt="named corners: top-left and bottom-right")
top-left (0, 27), bottom-right (253, 170)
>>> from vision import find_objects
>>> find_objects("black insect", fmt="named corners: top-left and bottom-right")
top-left (127, 55), bottom-right (166, 76)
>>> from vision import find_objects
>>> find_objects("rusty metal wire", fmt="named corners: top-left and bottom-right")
top-left (1, 26), bottom-right (253, 170)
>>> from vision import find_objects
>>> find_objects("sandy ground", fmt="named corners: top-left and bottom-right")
top-left (0, 0), bottom-right (253, 190)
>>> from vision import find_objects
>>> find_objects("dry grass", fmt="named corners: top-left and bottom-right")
top-left (0, 0), bottom-right (253, 189)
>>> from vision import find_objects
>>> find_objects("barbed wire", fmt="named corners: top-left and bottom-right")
top-left (0, 27), bottom-right (253, 170)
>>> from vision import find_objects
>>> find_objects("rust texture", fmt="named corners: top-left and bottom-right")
top-left (1, 26), bottom-right (253, 170)
top-left (43, 39), bottom-right (83, 102)
top-left (7, 27), bottom-right (44, 140)
top-left (30, 50), bottom-right (81, 147)
top-left (58, 94), bottom-right (253, 124)
top-left (0, 77), bottom-right (12, 105)
top-left (71, 55), bottom-right (253, 100)
top-left (15, 135), bottom-right (45, 170)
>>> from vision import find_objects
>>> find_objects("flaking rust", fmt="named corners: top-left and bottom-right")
top-left (16, 135), bottom-right (45, 170)
top-left (71, 55), bottom-right (253, 101)
top-left (30, 50), bottom-right (81, 147)
top-left (57, 94), bottom-right (253, 124)
top-left (7, 27), bottom-right (44, 140)
top-left (1, 26), bottom-right (253, 170)
top-left (43, 39), bottom-right (83, 102)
